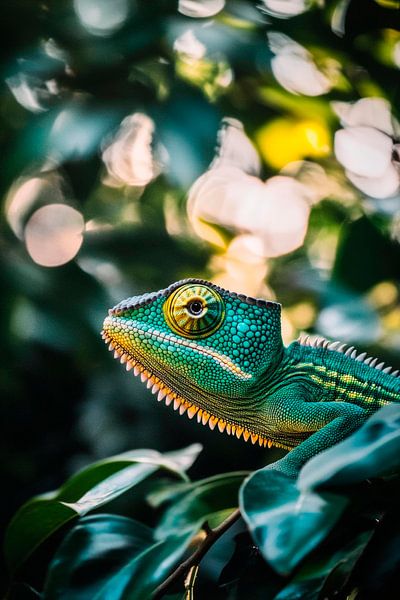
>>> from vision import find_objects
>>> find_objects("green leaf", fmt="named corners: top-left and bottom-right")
top-left (43, 515), bottom-right (153, 600)
top-left (299, 404), bottom-right (400, 489)
top-left (5, 444), bottom-right (201, 574)
top-left (240, 469), bottom-right (347, 575)
top-left (43, 514), bottom-right (193, 600)
top-left (97, 532), bottom-right (193, 600)
top-left (156, 472), bottom-right (248, 538)
top-left (219, 531), bottom-right (284, 598)
top-left (275, 529), bottom-right (374, 600)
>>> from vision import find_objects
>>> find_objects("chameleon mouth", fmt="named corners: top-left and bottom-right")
top-left (101, 330), bottom-right (285, 450)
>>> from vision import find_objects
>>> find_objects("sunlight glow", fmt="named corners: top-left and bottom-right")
top-left (256, 118), bottom-right (330, 169)
top-left (188, 167), bottom-right (310, 257)
top-left (212, 118), bottom-right (261, 175)
top-left (333, 98), bottom-right (400, 198)
top-left (281, 161), bottom-right (330, 204)
top-left (25, 204), bottom-right (84, 267)
top-left (6, 175), bottom-right (65, 239)
top-left (6, 72), bottom-right (59, 113)
top-left (189, 118), bottom-right (311, 257)
top-left (174, 30), bottom-right (206, 60)
top-left (261, 0), bottom-right (311, 17)
top-left (332, 97), bottom-right (397, 137)
top-left (335, 127), bottom-right (392, 178)
top-left (74, 0), bottom-right (129, 36)
top-left (346, 164), bottom-right (400, 199)
top-left (102, 113), bottom-right (164, 187)
top-left (269, 33), bottom-right (332, 96)
top-left (211, 236), bottom-right (272, 299)
top-left (178, 0), bottom-right (225, 18)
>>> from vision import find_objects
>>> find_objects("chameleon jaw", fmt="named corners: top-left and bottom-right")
top-left (101, 330), bottom-right (283, 450)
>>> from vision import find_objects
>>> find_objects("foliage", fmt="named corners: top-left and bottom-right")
top-left (5, 406), bottom-right (400, 598)
top-left (1, 0), bottom-right (400, 597)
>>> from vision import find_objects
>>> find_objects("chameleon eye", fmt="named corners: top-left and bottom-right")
top-left (163, 283), bottom-right (225, 338)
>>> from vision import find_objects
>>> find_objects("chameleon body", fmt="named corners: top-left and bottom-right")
top-left (102, 279), bottom-right (400, 477)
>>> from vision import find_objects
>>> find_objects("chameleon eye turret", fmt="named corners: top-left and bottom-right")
top-left (163, 283), bottom-right (225, 339)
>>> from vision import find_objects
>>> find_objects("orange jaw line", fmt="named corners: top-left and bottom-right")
top-left (101, 330), bottom-right (286, 450)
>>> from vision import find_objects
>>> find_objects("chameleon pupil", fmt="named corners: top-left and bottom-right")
top-left (188, 301), bottom-right (203, 316)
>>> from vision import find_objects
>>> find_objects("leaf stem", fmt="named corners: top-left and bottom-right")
top-left (153, 508), bottom-right (241, 599)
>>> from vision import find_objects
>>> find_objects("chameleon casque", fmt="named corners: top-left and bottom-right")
top-left (102, 278), bottom-right (400, 477)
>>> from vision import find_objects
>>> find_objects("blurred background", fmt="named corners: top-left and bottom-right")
top-left (1, 0), bottom-right (400, 591)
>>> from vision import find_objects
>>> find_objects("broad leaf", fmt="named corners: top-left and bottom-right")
top-left (275, 529), bottom-right (375, 600)
top-left (219, 531), bottom-right (284, 598)
top-left (5, 444), bottom-right (201, 574)
top-left (156, 471), bottom-right (248, 539)
top-left (43, 514), bottom-right (193, 600)
top-left (240, 469), bottom-right (347, 575)
top-left (43, 515), bottom-right (153, 600)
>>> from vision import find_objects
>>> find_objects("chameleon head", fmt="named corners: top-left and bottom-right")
top-left (102, 279), bottom-right (283, 441)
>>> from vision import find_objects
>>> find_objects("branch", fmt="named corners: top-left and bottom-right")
top-left (153, 508), bottom-right (241, 599)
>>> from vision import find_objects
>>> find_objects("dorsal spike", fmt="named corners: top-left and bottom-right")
top-left (345, 346), bottom-right (355, 357)
top-left (392, 370), bottom-right (399, 377)
top-left (370, 358), bottom-right (378, 368)
top-left (364, 357), bottom-right (373, 365)
top-left (382, 366), bottom-right (392, 374)
top-left (328, 340), bottom-right (341, 351)
top-left (376, 361), bottom-right (385, 370)
top-left (356, 352), bottom-right (367, 362)
top-left (299, 334), bottom-right (310, 346)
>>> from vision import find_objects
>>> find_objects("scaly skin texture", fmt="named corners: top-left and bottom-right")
top-left (102, 279), bottom-right (400, 477)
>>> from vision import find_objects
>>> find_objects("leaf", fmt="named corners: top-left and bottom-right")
top-left (5, 444), bottom-right (202, 574)
top-left (97, 532), bottom-right (193, 600)
top-left (299, 404), bottom-right (400, 490)
top-left (43, 514), bottom-right (193, 600)
top-left (156, 472), bottom-right (248, 539)
top-left (275, 529), bottom-right (375, 600)
top-left (43, 515), bottom-right (153, 600)
top-left (349, 510), bottom-right (400, 595)
top-left (240, 405), bottom-right (400, 576)
top-left (239, 469), bottom-right (347, 575)
top-left (219, 531), bottom-right (284, 599)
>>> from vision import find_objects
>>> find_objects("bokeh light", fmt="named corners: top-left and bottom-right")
top-left (178, 0), bottom-right (225, 18)
top-left (269, 33), bottom-right (333, 96)
top-left (24, 204), bottom-right (84, 267)
top-left (6, 174), bottom-right (66, 239)
top-left (6, 72), bottom-right (59, 113)
top-left (173, 29), bottom-right (207, 60)
top-left (335, 127), bottom-right (392, 178)
top-left (261, 0), bottom-right (311, 17)
top-left (333, 97), bottom-right (400, 199)
top-left (102, 113), bottom-right (165, 188)
top-left (256, 118), bottom-right (330, 169)
top-left (74, 0), bottom-right (130, 36)
top-left (189, 167), bottom-right (311, 257)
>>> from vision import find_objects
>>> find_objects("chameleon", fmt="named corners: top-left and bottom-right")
top-left (102, 278), bottom-right (400, 477)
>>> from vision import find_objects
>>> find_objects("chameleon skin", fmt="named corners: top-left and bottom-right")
top-left (102, 279), bottom-right (400, 477)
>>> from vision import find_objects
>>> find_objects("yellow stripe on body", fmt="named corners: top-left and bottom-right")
top-left (310, 374), bottom-right (390, 406)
